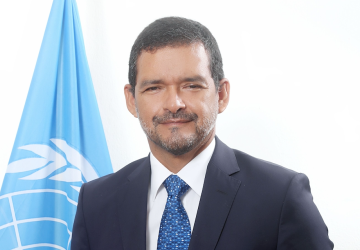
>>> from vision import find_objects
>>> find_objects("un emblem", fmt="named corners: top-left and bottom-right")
top-left (0, 139), bottom-right (99, 250)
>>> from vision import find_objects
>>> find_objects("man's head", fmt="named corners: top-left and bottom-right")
top-left (125, 17), bottom-right (230, 156)
top-left (128, 17), bottom-right (224, 96)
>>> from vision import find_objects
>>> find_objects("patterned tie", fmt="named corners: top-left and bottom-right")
top-left (157, 175), bottom-right (191, 250)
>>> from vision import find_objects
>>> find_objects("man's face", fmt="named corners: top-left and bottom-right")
top-left (126, 43), bottom-right (225, 155)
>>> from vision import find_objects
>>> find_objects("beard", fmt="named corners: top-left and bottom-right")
top-left (138, 107), bottom-right (217, 156)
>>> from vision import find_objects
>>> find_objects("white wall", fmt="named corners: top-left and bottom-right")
top-left (1, 0), bottom-right (359, 249)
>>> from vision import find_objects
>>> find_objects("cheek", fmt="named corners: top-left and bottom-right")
top-left (184, 93), bottom-right (218, 117)
top-left (136, 97), bottom-right (160, 122)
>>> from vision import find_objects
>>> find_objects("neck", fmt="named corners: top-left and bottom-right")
top-left (148, 129), bottom-right (215, 173)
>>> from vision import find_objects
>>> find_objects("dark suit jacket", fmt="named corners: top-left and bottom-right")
top-left (72, 137), bottom-right (333, 249)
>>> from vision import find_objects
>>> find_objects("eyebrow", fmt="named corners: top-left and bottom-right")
top-left (180, 75), bottom-right (207, 84)
top-left (139, 79), bottom-right (163, 88)
top-left (139, 75), bottom-right (207, 88)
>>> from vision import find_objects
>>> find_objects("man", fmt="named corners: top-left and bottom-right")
top-left (72, 17), bottom-right (333, 249)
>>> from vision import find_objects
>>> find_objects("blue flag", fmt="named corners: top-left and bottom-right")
top-left (0, 0), bottom-right (113, 249)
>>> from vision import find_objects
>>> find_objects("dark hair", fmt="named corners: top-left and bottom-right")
top-left (128, 17), bottom-right (224, 96)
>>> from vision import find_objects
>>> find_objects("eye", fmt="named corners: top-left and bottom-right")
top-left (186, 84), bottom-right (202, 89)
top-left (144, 86), bottom-right (160, 92)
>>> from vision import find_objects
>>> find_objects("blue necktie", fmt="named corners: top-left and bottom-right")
top-left (157, 175), bottom-right (191, 250)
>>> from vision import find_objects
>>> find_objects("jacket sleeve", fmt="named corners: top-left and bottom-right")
top-left (71, 183), bottom-right (91, 250)
top-left (277, 173), bottom-right (334, 249)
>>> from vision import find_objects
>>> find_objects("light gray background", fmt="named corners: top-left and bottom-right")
top-left (1, 0), bottom-right (359, 249)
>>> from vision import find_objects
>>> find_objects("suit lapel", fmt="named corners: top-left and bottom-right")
top-left (118, 157), bottom-right (151, 250)
top-left (188, 137), bottom-right (242, 250)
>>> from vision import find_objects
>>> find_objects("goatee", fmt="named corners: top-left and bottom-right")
top-left (139, 109), bottom-right (217, 155)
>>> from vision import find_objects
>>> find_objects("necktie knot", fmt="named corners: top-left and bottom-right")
top-left (163, 175), bottom-right (189, 198)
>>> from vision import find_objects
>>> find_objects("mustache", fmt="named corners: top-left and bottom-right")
top-left (153, 111), bottom-right (198, 126)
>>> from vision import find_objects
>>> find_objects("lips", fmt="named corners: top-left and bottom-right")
top-left (160, 119), bottom-right (192, 124)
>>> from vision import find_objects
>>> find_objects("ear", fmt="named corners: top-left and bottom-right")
top-left (124, 84), bottom-right (138, 118)
top-left (217, 78), bottom-right (230, 114)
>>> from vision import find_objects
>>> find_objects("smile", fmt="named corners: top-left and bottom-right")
top-left (160, 119), bottom-right (193, 125)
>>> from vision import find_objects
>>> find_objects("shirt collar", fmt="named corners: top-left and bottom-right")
top-left (149, 138), bottom-right (216, 202)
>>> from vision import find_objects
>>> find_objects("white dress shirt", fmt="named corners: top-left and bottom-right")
top-left (146, 139), bottom-right (216, 250)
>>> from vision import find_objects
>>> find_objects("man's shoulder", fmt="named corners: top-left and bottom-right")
top-left (215, 137), bottom-right (297, 182)
top-left (231, 148), bottom-right (298, 188)
top-left (83, 156), bottom-right (148, 192)
top-left (233, 148), bottom-right (297, 174)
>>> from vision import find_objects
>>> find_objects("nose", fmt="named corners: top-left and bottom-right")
top-left (163, 87), bottom-right (185, 113)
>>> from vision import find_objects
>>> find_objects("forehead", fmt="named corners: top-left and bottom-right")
top-left (136, 43), bottom-right (211, 85)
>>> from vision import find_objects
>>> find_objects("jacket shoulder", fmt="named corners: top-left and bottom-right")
top-left (232, 148), bottom-right (298, 189)
top-left (82, 156), bottom-right (148, 193)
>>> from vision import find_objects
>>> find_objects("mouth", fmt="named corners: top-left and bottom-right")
top-left (160, 119), bottom-right (193, 125)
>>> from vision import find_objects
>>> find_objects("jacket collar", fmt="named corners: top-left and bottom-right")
top-left (188, 136), bottom-right (241, 250)
top-left (118, 156), bottom-right (151, 250)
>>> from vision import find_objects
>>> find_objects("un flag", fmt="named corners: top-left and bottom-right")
top-left (0, 0), bottom-right (113, 249)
